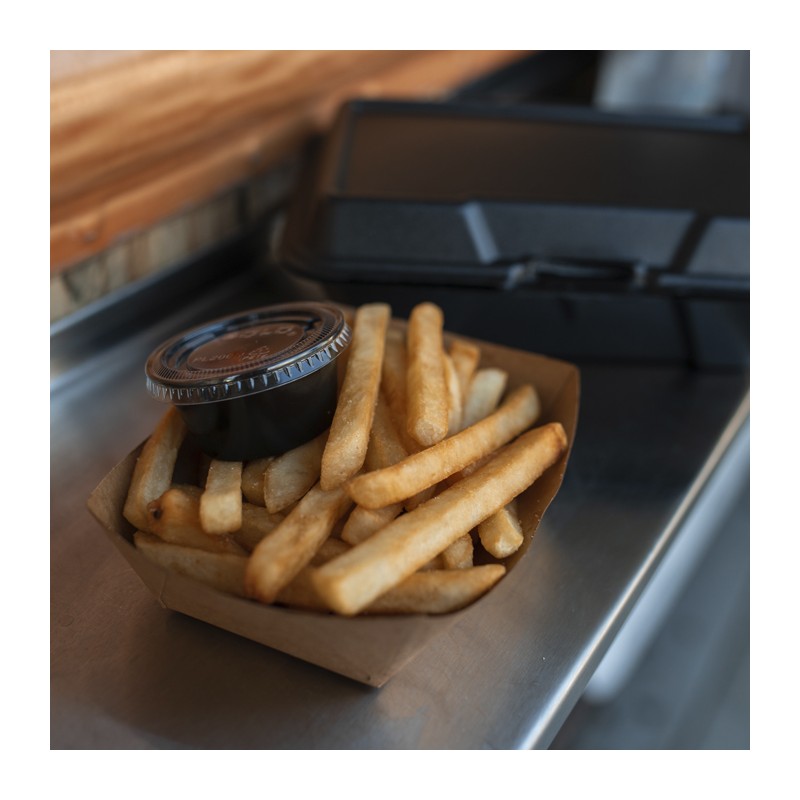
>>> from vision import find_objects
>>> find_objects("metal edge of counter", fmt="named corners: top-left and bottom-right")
top-left (528, 389), bottom-right (750, 748)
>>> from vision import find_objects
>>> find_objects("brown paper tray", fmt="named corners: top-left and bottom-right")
top-left (87, 330), bottom-right (579, 687)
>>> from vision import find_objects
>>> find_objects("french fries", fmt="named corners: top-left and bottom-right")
top-left (233, 503), bottom-right (286, 553)
top-left (461, 368), bottom-right (508, 430)
top-left (134, 531), bottom-right (248, 597)
top-left (312, 422), bottom-right (568, 616)
top-left (449, 339), bottom-right (481, 407)
top-left (320, 303), bottom-right (390, 490)
top-left (129, 300), bottom-right (571, 620)
top-left (363, 565), bottom-right (505, 615)
top-left (200, 459), bottom-right (243, 535)
top-left (441, 534), bottom-right (474, 570)
top-left (406, 302), bottom-right (449, 447)
top-left (380, 328), bottom-right (417, 453)
top-left (346, 384), bottom-right (541, 509)
top-left (342, 392), bottom-right (407, 545)
top-left (274, 538), bottom-right (352, 611)
top-left (263, 431), bottom-right (327, 513)
top-left (478, 500), bottom-right (525, 559)
top-left (241, 458), bottom-right (271, 506)
top-left (244, 482), bottom-right (353, 604)
top-left (341, 503), bottom-right (403, 546)
top-left (448, 368), bottom-right (515, 484)
top-left (364, 392), bottom-right (408, 473)
top-left (443, 353), bottom-right (463, 435)
top-left (279, 548), bottom-right (501, 615)
top-left (123, 407), bottom-right (187, 531)
top-left (146, 486), bottom-right (246, 554)
top-left (419, 554), bottom-right (446, 571)
top-left (135, 531), bottom-right (502, 615)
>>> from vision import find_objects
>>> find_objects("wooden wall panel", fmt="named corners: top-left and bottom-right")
top-left (51, 50), bottom-right (528, 274)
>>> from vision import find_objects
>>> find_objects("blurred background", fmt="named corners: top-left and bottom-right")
top-left (50, 50), bottom-right (527, 322)
top-left (50, 50), bottom-right (749, 326)
top-left (51, 50), bottom-right (749, 749)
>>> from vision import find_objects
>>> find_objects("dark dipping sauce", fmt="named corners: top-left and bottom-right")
top-left (144, 303), bottom-right (350, 460)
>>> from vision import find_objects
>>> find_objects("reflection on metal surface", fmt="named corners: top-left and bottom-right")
top-left (584, 413), bottom-right (750, 703)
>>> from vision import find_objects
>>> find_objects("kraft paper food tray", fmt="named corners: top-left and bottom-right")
top-left (87, 331), bottom-right (579, 687)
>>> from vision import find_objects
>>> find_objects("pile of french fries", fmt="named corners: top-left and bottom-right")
top-left (124, 301), bottom-right (568, 616)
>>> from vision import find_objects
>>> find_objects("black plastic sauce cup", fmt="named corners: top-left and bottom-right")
top-left (144, 302), bottom-right (350, 460)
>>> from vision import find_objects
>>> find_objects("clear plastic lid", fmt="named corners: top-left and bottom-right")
top-left (145, 302), bottom-right (350, 405)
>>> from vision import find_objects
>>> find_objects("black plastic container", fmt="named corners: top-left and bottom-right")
top-left (278, 100), bottom-right (749, 368)
top-left (144, 303), bottom-right (350, 460)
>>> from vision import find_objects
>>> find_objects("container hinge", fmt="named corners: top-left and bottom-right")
top-left (503, 258), bottom-right (655, 291)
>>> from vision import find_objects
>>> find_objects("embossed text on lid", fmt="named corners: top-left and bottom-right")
top-left (144, 302), bottom-right (350, 405)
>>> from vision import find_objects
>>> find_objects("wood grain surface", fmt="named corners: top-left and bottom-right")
top-left (51, 50), bottom-right (528, 273)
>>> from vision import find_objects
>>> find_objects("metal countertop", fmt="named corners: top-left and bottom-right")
top-left (50, 262), bottom-right (749, 750)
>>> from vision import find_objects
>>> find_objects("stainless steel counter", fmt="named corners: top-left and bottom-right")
top-left (50, 262), bottom-right (749, 749)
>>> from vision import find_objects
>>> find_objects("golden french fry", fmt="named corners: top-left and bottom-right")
top-left (364, 391), bottom-right (408, 473)
top-left (441, 534), bottom-right (474, 570)
top-left (449, 339), bottom-right (481, 409)
top-left (310, 537), bottom-right (352, 566)
top-left (380, 328), bottom-right (407, 412)
top-left (147, 486), bottom-right (246, 554)
top-left (123, 407), bottom-right (187, 531)
top-left (244, 482), bottom-right (354, 604)
top-left (362, 385), bottom-right (437, 512)
top-left (263, 430), bottom-right (328, 514)
top-left (320, 303), bottom-right (391, 490)
top-left (341, 503), bottom-right (404, 546)
top-left (136, 525), bottom-right (500, 614)
top-left (347, 384), bottom-right (541, 509)
top-left (241, 458), bottom-right (271, 506)
top-left (461, 368), bottom-right (509, 430)
top-left (363, 565), bottom-right (505, 615)
top-left (340, 391), bottom-right (410, 545)
top-left (380, 328), bottom-right (419, 453)
top-left (330, 513), bottom-right (348, 540)
top-left (381, 327), bottom-right (438, 460)
top-left (403, 485), bottom-right (437, 512)
top-left (280, 547), bottom-right (492, 614)
top-left (134, 531), bottom-right (248, 596)
top-left (445, 369), bottom-right (517, 484)
top-left (418, 554), bottom-right (446, 571)
top-left (200, 459), bottom-right (243, 535)
top-left (233, 503), bottom-right (286, 552)
top-left (406, 302), bottom-right (449, 447)
top-left (478, 500), bottom-right (525, 558)
top-left (443, 353), bottom-right (463, 436)
top-left (274, 577), bottom-right (330, 611)
top-left (275, 538), bottom-right (352, 611)
top-left (313, 422), bottom-right (568, 615)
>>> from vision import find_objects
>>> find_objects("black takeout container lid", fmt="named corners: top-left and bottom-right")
top-left (276, 100), bottom-right (749, 368)
top-left (278, 99), bottom-right (749, 295)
